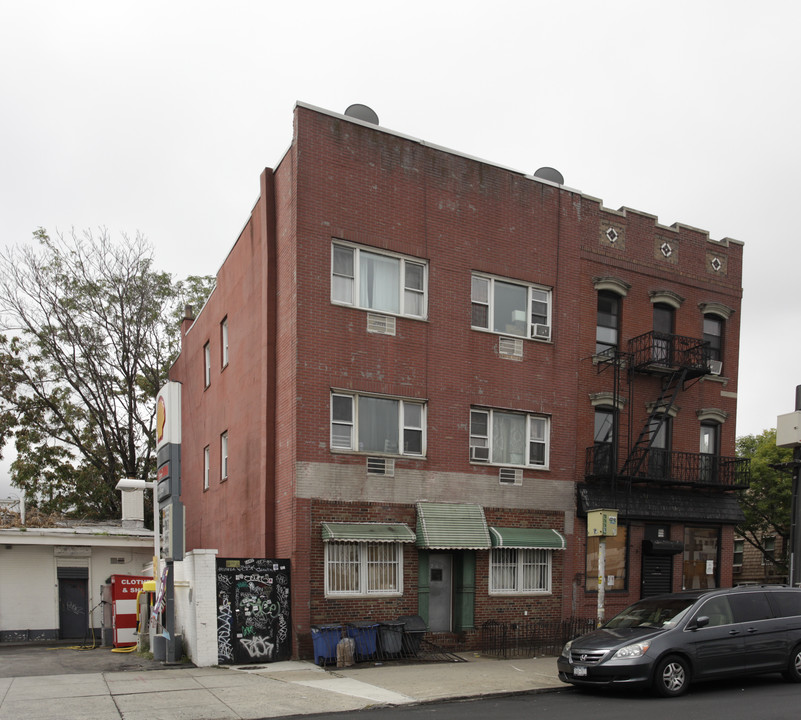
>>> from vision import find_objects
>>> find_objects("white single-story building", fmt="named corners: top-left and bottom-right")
top-left (0, 498), bottom-right (153, 643)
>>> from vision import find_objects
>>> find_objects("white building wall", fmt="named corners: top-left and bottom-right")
top-left (0, 545), bottom-right (56, 638)
top-left (0, 541), bottom-right (153, 641)
top-left (174, 549), bottom-right (218, 666)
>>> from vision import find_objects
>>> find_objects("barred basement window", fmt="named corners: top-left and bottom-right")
top-left (490, 548), bottom-right (552, 594)
top-left (325, 542), bottom-right (402, 596)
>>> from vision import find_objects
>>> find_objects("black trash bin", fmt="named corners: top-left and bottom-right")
top-left (378, 621), bottom-right (404, 656)
top-left (397, 614), bottom-right (426, 656)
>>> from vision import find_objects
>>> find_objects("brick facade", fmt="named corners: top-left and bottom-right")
top-left (170, 103), bottom-right (745, 659)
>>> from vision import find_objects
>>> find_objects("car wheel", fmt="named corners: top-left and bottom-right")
top-left (653, 655), bottom-right (690, 697)
top-left (783, 645), bottom-right (801, 683)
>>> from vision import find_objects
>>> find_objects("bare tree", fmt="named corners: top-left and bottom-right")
top-left (0, 228), bottom-right (213, 517)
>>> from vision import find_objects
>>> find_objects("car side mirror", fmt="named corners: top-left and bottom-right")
top-left (694, 615), bottom-right (710, 629)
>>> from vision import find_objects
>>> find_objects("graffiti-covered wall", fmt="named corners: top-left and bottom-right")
top-left (216, 558), bottom-right (291, 664)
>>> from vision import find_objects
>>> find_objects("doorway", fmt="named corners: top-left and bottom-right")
top-left (428, 553), bottom-right (452, 632)
top-left (58, 572), bottom-right (88, 639)
top-left (641, 525), bottom-right (674, 597)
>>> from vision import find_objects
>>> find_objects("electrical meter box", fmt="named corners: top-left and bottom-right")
top-left (587, 508), bottom-right (618, 537)
top-left (776, 411), bottom-right (801, 448)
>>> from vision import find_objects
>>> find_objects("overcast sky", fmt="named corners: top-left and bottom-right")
top-left (1, 0), bottom-right (799, 498)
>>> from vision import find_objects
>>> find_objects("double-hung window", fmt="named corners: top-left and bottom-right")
top-left (490, 548), bottom-right (552, 593)
top-left (703, 315), bottom-right (723, 362)
top-left (331, 392), bottom-right (425, 456)
top-left (470, 408), bottom-right (549, 467)
top-left (203, 445), bottom-right (210, 490)
top-left (325, 542), bottom-right (402, 596)
top-left (471, 273), bottom-right (551, 340)
top-left (596, 290), bottom-right (620, 354)
top-left (331, 242), bottom-right (427, 318)
top-left (220, 431), bottom-right (228, 481)
top-left (221, 317), bottom-right (229, 368)
top-left (203, 342), bottom-right (211, 388)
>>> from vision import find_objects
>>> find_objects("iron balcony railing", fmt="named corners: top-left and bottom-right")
top-left (628, 331), bottom-right (710, 375)
top-left (585, 445), bottom-right (750, 489)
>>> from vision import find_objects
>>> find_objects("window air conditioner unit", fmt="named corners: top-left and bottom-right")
top-left (470, 446), bottom-right (490, 462)
top-left (533, 324), bottom-right (551, 340)
top-left (367, 457), bottom-right (395, 477)
top-left (708, 360), bottom-right (723, 376)
top-left (499, 467), bottom-right (523, 486)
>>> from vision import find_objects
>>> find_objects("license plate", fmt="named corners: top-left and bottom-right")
top-left (573, 665), bottom-right (587, 677)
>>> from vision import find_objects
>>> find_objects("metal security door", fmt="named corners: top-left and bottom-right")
top-left (428, 553), bottom-right (452, 632)
top-left (641, 525), bottom-right (673, 597)
top-left (216, 558), bottom-right (292, 664)
top-left (58, 578), bottom-right (88, 639)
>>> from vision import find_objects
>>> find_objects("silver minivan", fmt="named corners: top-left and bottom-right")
top-left (557, 585), bottom-right (801, 697)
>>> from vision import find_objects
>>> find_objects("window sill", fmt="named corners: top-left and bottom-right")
top-left (470, 461), bottom-right (549, 472)
top-left (330, 448), bottom-right (427, 461)
top-left (324, 592), bottom-right (403, 600)
top-left (489, 590), bottom-right (553, 597)
top-left (330, 301), bottom-right (428, 322)
top-left (471, 327), bottom-right (552, 344)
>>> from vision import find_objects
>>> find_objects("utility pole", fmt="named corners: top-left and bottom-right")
top-left (792, 387), bottom-right (801, 587)
top-left (776, 385), bottom-right (801, 587)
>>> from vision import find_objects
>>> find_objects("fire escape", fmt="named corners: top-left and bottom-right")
top-left (585, 330), bottom-right (750, 501)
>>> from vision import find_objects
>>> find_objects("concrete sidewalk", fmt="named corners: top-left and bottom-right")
top-left (0, 655), bottom-right (565, 720)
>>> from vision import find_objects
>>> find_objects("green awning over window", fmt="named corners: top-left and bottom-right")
top-left (416, 502), bottom-right (491, 549)
top-left (489, 527), bottom-right (566, 550)
top-left (321, 522), bottom-right (416, 543)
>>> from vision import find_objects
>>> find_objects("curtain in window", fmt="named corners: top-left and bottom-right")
top-left (328, 543), bottom-right (360, 593)
top-left (492, 412), bottom-right (526, 465)
top-left (491, 549), bottom-right (517, 591)
top-left (360, 252), bottom-right (399, 313)
top-left (367, 544), bottom-right (399, 592)
top-left (358, 396), bottom-right (399, 453)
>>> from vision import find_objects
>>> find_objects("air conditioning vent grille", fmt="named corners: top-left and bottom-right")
top-left (367, 457), bottom-right (395, 476)
top-left (499, 468), bottom-right (523, 485)
top-left (367, 314), bottom-right (396, 336)
top-left (499, 337), bottom-right (523, 359)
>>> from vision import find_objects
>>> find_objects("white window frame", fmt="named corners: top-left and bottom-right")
top-left (203, 342), bottom-right (211, 388)
top-left (469, 408), bottom-right (549, 468)
top-left (489, 548), bottom-right (552, 594)
top-left (331, 241), bottom-right (428, 319)
top-left (324, 542), bottom-right (403, 597)
top-left (331, 391), bottom-right (426, 457)
top-left (221, 317), bottom-right (229, 368)
top-left (220, 431), bottom-right (228, 481)
top-left (203, 445), bottom-right (210, 491)
top-left (471, 272), bottom-right (551, 340)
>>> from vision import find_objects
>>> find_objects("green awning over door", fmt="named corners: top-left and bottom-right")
top-left (415, 502), bottom-right (491, 549)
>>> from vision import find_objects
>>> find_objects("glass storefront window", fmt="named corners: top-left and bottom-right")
top-left (683, 526), bottom-right (719, 589)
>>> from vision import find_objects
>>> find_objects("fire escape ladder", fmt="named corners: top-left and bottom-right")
top-left (619, 365), bottom-right (689, 481)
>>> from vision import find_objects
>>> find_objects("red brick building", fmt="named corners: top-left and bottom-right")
top-left (170, 102), bottom-right (747, 657)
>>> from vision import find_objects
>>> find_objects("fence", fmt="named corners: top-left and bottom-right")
top-left (480, 617), bottom-right (596, 658)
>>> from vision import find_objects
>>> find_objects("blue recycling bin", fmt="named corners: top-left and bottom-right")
top-left (310, 624), bottom-right (342, 666)
top-left (347, 621), bottom-right (379, 660)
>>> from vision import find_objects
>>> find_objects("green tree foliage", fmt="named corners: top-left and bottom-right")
top-left (0, 228), bottom-right (214, 518)
top-left (736, 428), bottom-right (793, 573)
